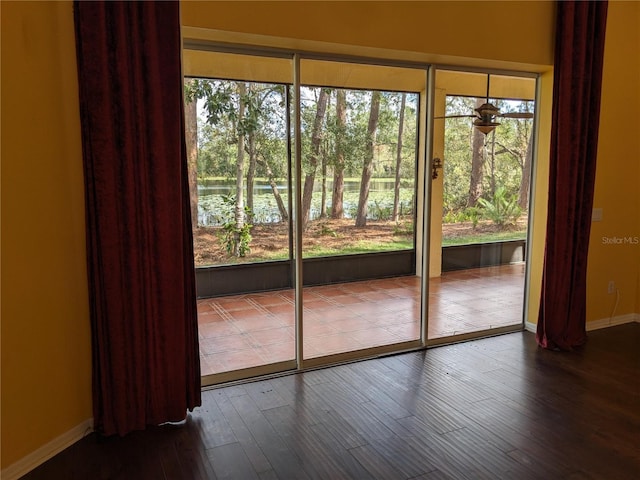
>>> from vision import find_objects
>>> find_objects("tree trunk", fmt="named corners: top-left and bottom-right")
top-left (184, 79), bottom-right (199, 228)
top-left (234, 82), bottom-right (247, 256)
top-left (489, 130), bottom-right (497, 197)
top-left (392, 93), bottom-right (406, 222)
top-left (467, 97), bottom-right (486, 207)
top-left (246, 130), bottom-right (256, 223)
top-left (355, 90), bottom-right (381, 227)
top-left (259, 157), bottom-right (289, 222)
top-left (331, 89), bottom-right (347, 219)
top-left (320, 147), bottom-right (328, 218)
top-left (320, 93), bottom-right (333, 218)
top-left (246, 84), bottom-right (258, 223)
top-left (518, 132), bottom-right (533, 210)
top-left (302, 88), bottom-right (329, 227)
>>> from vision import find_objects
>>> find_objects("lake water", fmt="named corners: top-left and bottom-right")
top-left (196, 178), bottom-right (414, 226)
top-left (197, 178), bottom-right (397, 196)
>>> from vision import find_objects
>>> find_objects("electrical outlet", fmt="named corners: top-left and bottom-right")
top-left (592, 208), bottom-right (603, 222)
top-left (608, 280), bottom-right (615, 294)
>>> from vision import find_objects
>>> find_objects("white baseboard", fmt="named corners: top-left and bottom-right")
top-left (1, 418), bottom-right (93, 480)
top-left (586, 313), bottom-right (640, 331)
top-left (524, 313), bottom-right (639, 335)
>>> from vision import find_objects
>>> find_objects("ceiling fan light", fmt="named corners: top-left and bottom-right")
top-left (473, 119), bottom-right (500, 135)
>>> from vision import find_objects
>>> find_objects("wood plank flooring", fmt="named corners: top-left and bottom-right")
top-left (21, 324), bottom-right (640, 479)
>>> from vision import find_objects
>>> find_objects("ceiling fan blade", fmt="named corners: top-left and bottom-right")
top-left (434, 114), bottom-right (477, 119)
top-left (498, 112), bottom-right (534, 119)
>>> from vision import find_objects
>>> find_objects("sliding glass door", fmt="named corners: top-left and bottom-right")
top-left (183, 47), bottom-right (539, 385)
top-left (184, 50), bottom-right (297, 384)
top-left (184, 46), bottom-right (431, 384)
top-left (427, 69), bottom-right (535, 342)
top-left (297, 59), bottom-right (426, 363)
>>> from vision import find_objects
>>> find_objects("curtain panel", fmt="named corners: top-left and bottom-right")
top-left (74, 0), bottom-right (201, 435)
top-left (537, 0), bottom-right (608, 350)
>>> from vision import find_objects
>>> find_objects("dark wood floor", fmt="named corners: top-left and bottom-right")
top-left (22, 324), bottom-right (640, 479)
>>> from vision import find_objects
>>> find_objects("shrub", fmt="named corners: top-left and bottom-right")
top-left (219, 194), bottom-right (253, 257)
top-left (477, 187), bottom-right (522, 228)
top-left (464, 207), bottom-right (481, 229)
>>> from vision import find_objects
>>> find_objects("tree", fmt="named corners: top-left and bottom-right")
top-left (245, 84), bottom-right (258, 222)
top-left (184, 78), bottom-right (199, 228)
top-left (244, 83), bottom-right (282, 221)
top-left (490, 105), bottom-right (534, 211)
top-left (319, 93), bottom-right (332, 218)
top-left (487, 129), bottom-right (498, 197)
top-left (518, 133), bottom-right (533, 210)
top-left (467, 97), bottom-right (486, 208)
top-left (355, 90), bottom-right (381, 227)
top-left (301, 88), bottom-right (330, 227)
top-left (257, 153), bottom-right (288, 222)
top-left (331, 89), bottom-right (347, 219)
top-left (392, 93), bottom-right (406, 222)
top-left (233, 82), bottom-right (248, 256)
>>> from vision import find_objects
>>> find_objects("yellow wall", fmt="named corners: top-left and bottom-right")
top-left (181, 1), bottom-right (555, 69)
top-left (1, 0), bottom-right (636, 473)
top-left (1, 0), bottom-right (92, 469)
top-left (586, 0), bottom-right (640, 322)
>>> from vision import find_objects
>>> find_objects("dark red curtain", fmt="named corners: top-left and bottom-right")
top-left (537, 1), bottom-right (608, 350)
top-left (74, 1), bottom-right (201, 435)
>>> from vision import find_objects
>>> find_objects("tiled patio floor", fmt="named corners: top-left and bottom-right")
top-left (197, 263), bottom-right (525, 377)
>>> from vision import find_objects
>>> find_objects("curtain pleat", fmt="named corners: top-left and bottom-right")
top-left (537, 0), bottom-right (608, 350)
top-left (74, 0), bottom-right (201, 435)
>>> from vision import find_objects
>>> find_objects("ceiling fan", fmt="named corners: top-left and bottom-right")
top-left (437, 74), bottom-right (534, 135)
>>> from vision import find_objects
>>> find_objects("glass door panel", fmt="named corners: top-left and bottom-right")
top-left (298, 59), bottom-right (425, 360)
top-left (428, 70), bottom-right (535, 340)
top-left (184, 49), bottom-right (296, 383)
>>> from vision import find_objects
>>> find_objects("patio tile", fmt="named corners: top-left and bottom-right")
top-left (385, 321), bottom-right (421, 341)
top-left (254, 343), bottom-right (295, 363)
top-left (198, 311), bottom-right (226, 324)
top-left (227, 307), bottom-right (270, 320)
top-left (197, 265), bottom-right (525, 377)
top-left (350, 326), bottom-right (402, 347)
top-left (251, 294), bottom-right (292, 307)
top-left (331, 294), bottom-right (367, 306)
top-left (200, 333), bottom-right (254, 355)
top-left (264, 303), bottom-right (296, 316)
top-left (248, 326), bottom-right (294, 346)
top-left (312, 306), bottom-right (356, 322)
top-left (197, 302), bottom-right (217, 314)
top-left (198, 319), bottom-right (241, 338)
top-left (232, 315), bottom-right (287, 333)
top-left (302, 298), bottom-right (337, 310)
top-left (302, 321), bottom-right (339, 336)
top-left (328, 316), bottom-right (376, 333)
top-left (312, 285), bottom-right (347, 298)
top-left (211, 297), bottom-right (254, 312)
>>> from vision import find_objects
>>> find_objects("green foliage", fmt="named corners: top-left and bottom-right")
top-left (466, 207), bottom-right (480, 228)
top-left (393, 221), bottom-right (414, 236)
top-left (442, 207), bottom-right (480, 226)
top-left (302, 239), bottom-right (413, 259)
top-left (319, 223), bottom-right (339, 237)
top-left (219, 195), bottom-right (253, 257)
top-left (370, 200), bottom-right (392, 221)
top-left (442, 229), bottom-right (526, 246)
top-left (442, 95), bottom-right (533, 215)
top-left (477, 187), bottom-right (522, 228)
